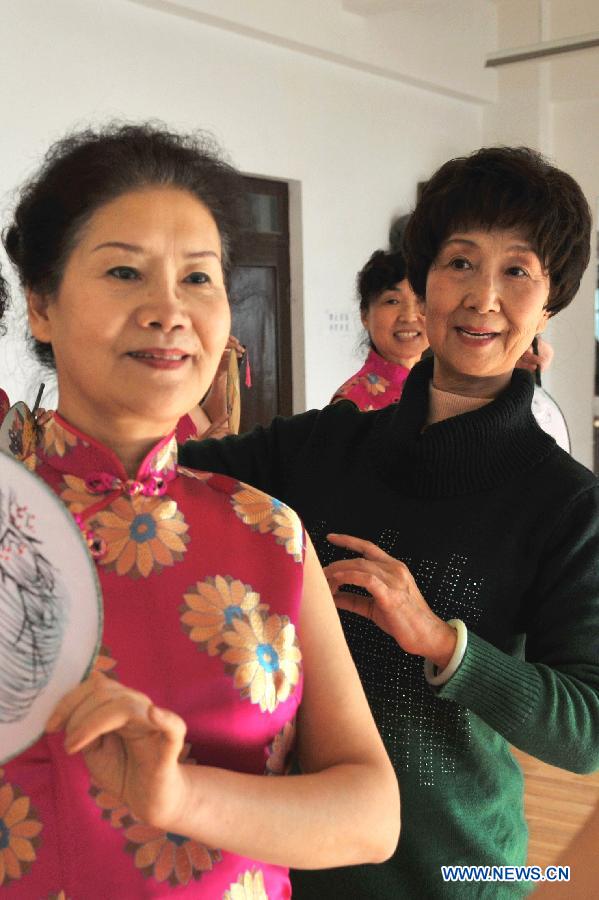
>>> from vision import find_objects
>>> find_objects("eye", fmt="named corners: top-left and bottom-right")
top-left (385, 297), bottom-right (400, 305)
top-left (107, 266), bottom-right (139, 280)
top-left (448, 256), bottom-right (472, 271)
top-left (184, 271), bottom-right (210, 285)
top-left (506, 265), bottom-right (529, 277)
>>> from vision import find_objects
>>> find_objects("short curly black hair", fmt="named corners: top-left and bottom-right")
top-left (403, 146), bottom-right (591, 316)
top-left (357, 249), bottom-right (408, 314)
top-left (3, 122), bottom-right (244, 366)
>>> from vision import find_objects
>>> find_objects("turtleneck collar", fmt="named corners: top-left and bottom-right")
top-left (373, 355), bottom-right (556, 498)
top-left (426, 383), bottom-right (492, 426)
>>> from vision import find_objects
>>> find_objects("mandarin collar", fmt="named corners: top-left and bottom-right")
top-left (364, 348), bottom-right (411, 386)
top-left (37, 413), bottom-right (178, 495)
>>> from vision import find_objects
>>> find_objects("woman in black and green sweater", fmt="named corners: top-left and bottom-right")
top-left (180, 147), bottom-right (599, 897)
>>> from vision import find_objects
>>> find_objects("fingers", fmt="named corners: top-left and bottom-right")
top-left (326, 563), bottom-right (389, 594)
top-left (63, 694), bottom-right (151, 754)
top-left (148, 705), bottom-right (188, 753)
top-left (46, 671), bottom-right (107, 733)
top-left (333, 590), bottom-right (376, 619)
top-left (227, 335), bottom-right (246, 359)
top-left (327, 532), bottom-right (393, 563)
top-left (515, 350), bottom-right (540, 372)
top-left (46, 673), bottom-right (182, 756)
top-left (200, 414), bottom-right (229, 439)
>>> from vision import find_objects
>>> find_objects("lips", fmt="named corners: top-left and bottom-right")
top-left (128, 348), bottom-right (190, 361)
top-left (393, 330), bottom-right (422, 341)
top-left (455, 327), bottom-right (498, 340)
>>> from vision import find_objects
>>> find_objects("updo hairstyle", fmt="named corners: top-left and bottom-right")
top-left (3, 122), bottom-right (244, 366)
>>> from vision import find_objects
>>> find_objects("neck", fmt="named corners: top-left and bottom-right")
top-left (432, 359), bottom-right (511, 399)
top-left (427, 383), bottom-right (492, 426)
top-left (56, 404), bottom-right (176, 477)
top-left (371, 347), bottom-right (419, 370)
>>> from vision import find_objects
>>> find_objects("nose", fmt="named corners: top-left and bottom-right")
top-left (395, 295), bottom-right (420, 321)
top-left (464, 269), bottom-right (501, 314)
top-left (136, 277), bottom-right (188, 332)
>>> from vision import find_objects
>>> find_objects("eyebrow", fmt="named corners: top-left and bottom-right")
top-left (443, 237), bottom-right (534, 253)
top-left (92, 241), bottom-right (220, 259)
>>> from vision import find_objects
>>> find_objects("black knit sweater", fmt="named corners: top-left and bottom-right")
top-left (180, 357), bottom-right (599, 898)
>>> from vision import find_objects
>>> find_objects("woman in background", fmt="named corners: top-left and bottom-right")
top-left (330, 249), bottom-right (427, 410)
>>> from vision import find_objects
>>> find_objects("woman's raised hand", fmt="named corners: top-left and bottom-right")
top-left (325, 533), bottom-right (456, 669)
top-left (46, 672), bottom-right (190, 829)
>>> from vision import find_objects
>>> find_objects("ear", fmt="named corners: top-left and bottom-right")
top-left (360, 308), bottom-right (369, 330)
top-left (535, 307), bottom-right (550, 335)
top-left (27, 290), bottom-right (53, 343)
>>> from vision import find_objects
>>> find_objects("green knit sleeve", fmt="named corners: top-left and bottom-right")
top-left (435, 483), bottom-right (599, 774)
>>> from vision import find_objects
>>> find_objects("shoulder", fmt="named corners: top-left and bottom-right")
top-left (527, 448), bottom-right (599, 549)
top-left (536, 445), bottom-right (598, 501)
top-left (177, 466), bottom-right (305, 564)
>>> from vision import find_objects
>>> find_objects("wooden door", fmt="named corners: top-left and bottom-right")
top-left (229, 177), bottom-right (292, 433)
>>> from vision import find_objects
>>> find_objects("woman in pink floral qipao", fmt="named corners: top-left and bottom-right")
top-left (331, 250), bottom-right (428, 411)
top-left (0, 124), bottom-right (399, 899)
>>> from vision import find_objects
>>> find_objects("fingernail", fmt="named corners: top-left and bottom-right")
top-left (64, 736), bottom-right (78, 754)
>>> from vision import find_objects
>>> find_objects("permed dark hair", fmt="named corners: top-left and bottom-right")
top-left (3, 122), bottom-right (244, 366)
top-left (357, 249), bottom-right (408, 314)
top-left (403, 146), bottom-right (591, 316)
top-left (0, 269), bottom-right (8, 334)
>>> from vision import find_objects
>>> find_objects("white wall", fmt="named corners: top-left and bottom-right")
top-left (0, 0), bottom-right (484, 414)
top-left (487, 0), bottom-right (599, 468)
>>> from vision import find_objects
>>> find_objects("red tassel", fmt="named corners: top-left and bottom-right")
top-left (245, 353), bottom-right (252, 388)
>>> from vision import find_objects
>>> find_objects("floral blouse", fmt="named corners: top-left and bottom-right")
top-left (330, 348), bottom-right (410, 411)
top-left (2, 413), bottom-right (304, 899)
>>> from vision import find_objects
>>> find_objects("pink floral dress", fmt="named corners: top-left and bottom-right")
top-left (176, 413), bottom-right (200, 443)
top-left (331, 348), bottom-right (410, 411)
top-left (1, 414), bottom-right (304, 899)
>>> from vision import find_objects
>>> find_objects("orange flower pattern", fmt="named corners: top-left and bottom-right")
top-left (223, 868), bottom-right (269, 899)
top-left (231, 485), bottom-right (303, 563)
top-left (59, 474), bottom-right (97, 516)
top-left (90, 746), bottom-right (220, 886)
top-left (181, 576), bottom-right (264, 656)
top-left (42, 415), bottom-right (80, 458)
top-left (265, 719), bottom-right (297, 775)
top-left (123, 823), bottom-right (220, 886)
top-left (0, 769), bottom-right (42, 887)
top-left (221, 609), bottom-right (301, 713)
top-left (177, 465), bottom-right (214, 483)
top-left (148, 436), bottom-right (178, 480)
top-left (363, 372), bottom-right (390, 395)
top-left (93, 494), bottom-right (189, 578)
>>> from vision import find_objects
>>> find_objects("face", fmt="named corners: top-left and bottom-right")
top-left (28, 186), bottom-right (230, 439)
top-left (361, 278), bottom-right (428, 368)
top-left (424, 229), bottom-right (550, 396)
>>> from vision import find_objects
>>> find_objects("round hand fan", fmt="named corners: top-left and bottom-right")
top-left (0, 450), bottom-right (102, 763)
